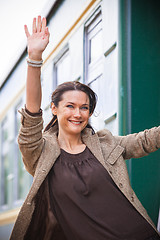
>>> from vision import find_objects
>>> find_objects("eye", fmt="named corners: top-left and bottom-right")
top-left (81, 106), bottom-right (89, 110)
top-left (66, 104), bottom-right (74, 108)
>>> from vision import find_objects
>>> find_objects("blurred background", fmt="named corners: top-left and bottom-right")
top-left (0, 0), bottom-right (160, 239)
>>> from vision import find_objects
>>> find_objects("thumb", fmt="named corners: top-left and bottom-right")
top-left (24, 25), bottom-right (30, 38)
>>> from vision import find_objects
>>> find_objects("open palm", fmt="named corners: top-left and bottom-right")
top-left (24, 16), bottom-right (50, 58)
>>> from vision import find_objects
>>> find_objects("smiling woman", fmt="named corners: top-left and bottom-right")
top-left (52, 90), bottom-right (90, 153)
top-left (9, 16), bottom-right (160, 240)
top-left (45, 80), bottom-right (97, 133)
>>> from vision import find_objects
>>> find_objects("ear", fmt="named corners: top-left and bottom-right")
top-left (51, 102), bottom-right (57, 115)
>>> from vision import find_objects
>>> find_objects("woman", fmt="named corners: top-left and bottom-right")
top-left (10, 16), bottom-right (160, 240)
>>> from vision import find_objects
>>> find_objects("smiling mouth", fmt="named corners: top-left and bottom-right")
top-left (69, 120), bottom-right (82, 125)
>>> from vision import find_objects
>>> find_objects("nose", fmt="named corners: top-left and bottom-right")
top-left (73, 108), bottom-right (81, 117)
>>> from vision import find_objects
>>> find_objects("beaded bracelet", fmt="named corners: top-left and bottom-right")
top-left (26, 57), bottom-right (43, 67)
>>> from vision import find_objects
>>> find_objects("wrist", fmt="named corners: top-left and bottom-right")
top-left (28, 50), bottom-right (42, 61)
top-left (26, 57), bottom-right (43, 68)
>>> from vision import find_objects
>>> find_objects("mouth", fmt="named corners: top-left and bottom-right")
top-left (69, 120), bottom-right (83, 125)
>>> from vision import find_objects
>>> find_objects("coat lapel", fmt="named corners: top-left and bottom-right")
top-left (82, 128), bottom-right (107, 169)
top-left (28, 128), bottom-right (61, 203)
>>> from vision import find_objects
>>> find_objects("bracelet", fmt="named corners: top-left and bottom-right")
top-left (27, 62), bottom-right (43, 67)
top-left (26, 57), bottom-right (43, 67)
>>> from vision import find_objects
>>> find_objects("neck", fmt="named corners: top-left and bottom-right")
top-left (58, 131), bottom-right (83, 151)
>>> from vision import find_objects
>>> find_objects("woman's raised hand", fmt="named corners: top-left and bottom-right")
top-left (24, 16), bottom-right (50, 60)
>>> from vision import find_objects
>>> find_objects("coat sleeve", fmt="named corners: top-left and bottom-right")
top-left (17, 108), bottom-right (44, 176)
top-left (115, 126), bottom-right (160, 160)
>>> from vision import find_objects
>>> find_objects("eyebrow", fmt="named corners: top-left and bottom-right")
top-left (67, 102), bottom-right (89, 106)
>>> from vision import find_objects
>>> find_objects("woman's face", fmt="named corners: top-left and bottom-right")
top-left (51, 90), bottom-right (91, 137)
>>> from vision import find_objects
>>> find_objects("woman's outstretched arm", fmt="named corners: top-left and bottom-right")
top-left (115, 126), bottom-right (160, 159)
top-left (24, 16), bottom-right (50, 113)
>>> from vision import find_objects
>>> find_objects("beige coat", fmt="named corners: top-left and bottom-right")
top-left (10, 108), bottom-right (160, 239)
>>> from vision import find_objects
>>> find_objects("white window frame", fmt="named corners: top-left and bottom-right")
top-left (84, 7), bottom-right (103, 85)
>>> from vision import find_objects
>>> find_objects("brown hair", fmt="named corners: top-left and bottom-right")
top-left (44, 81), bottom-right (97, 132)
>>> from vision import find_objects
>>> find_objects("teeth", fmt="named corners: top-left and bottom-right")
top-left (70, 121), bottom-right (81, 124)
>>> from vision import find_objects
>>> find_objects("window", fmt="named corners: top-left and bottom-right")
top-left (87, 18), bottom-right (103, 65)
top-left (54, 47), bottom-right (71, 85)
top-left (85, 7), bottom-right (118, 134)
top-left (85, 8), bottom-right (104, 131)
top-left (1, 118), bottom-right (9, 207)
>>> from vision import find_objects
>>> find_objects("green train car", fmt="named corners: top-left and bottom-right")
top-left (119, 0), bottom-right (160, 227)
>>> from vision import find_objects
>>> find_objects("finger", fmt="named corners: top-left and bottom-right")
top-left (24, 25), bottom-right (30, 38)
top-left (32, 18), bottom-right (37, 34)
top-left (42, 27), bottom-right (49, 40)
top-left (43, 27), bottom-right (50, 40)
top-left (45, 27), bottom-right (49, 37)
top-left (37, 16), bottom-right (42, 32)
top-left (41, 17), bottom-right (46, 32)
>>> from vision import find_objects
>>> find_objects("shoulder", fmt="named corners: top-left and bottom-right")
top-left (42, 125), bottom-right (59, 146)
top-left (83, 127), bottom-right (117, 143)
top-left (96, 128), bottom-right (113, 137)
top-left (96, 129), bottom-right (115, 141)
top-left (92, 129), bottom-right (119, 148)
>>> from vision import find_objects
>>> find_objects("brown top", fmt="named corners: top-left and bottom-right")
top-left (47, 147), bottom-right (156, 240)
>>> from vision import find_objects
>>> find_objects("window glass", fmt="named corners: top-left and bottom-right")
top-left (3, 154), bottom-right (9, 205)
top-left (89, 29), bottom-right (103, 64)
top-left (55, 51), bottom-right (71, 85)
top-left (88, 75), bottom-right (106, 130)
top-left (1, 118), bottom-right (9, 206)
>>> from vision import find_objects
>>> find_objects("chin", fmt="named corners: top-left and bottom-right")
top-left (68, 127), bottom-right (85, 135)
top-left (70, 129), bottom-right (83, 135)
top-left (68, 122), bottom-right (86, 131)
